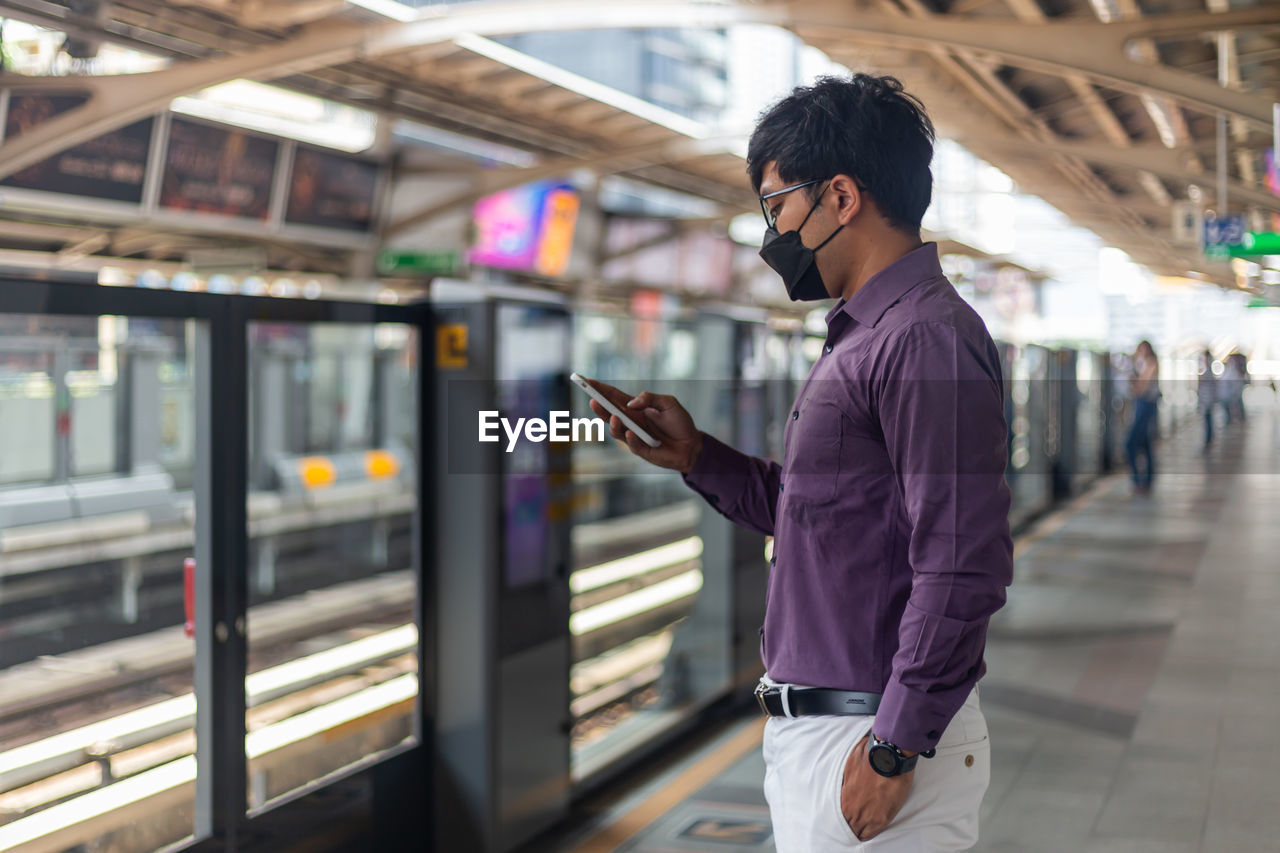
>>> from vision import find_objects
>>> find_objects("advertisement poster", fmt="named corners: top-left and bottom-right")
top-left (284, 146), bottom-right (378, 232)
top-left (160, 117), bottom-right (278, 220)
top-left (2, 92), bottom-right (153, 204)
top-left (469, 181), bottom-right (579, 276)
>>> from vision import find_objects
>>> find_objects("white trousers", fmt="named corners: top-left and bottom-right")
top-left (762, 684), bottom-right (990, 852)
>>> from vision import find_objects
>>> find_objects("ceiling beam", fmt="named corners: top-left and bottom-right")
top-left (955, 134), bottom-right (1280, 212)
top-left (1002, 0), bottom-right (1134, 148)
top-left (236, 0), bottom-right (348, 28)
top-left (0, 0), bottom-right (752, 180)
top-left (824, 0), bottom-right (1160, 272)
top-left (790, 1), bottom-right (1280, 127)
top-left (4, 0), bottom-right (1274, 183)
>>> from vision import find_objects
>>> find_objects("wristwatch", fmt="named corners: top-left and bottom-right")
top-left (867, 732), bottom-right (935, 778)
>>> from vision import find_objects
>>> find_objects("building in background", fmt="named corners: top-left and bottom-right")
top-left (404, 2), bottom-right (729, 124)
top-left (403, 0), bottom-right (847, 129)
top-left (496, 28), bottom-right (729, 125)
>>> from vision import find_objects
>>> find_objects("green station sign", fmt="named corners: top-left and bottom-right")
top-left (377, 249), bottom-right (461, 277)
top-left (1209, 231), bottom-right (1280, 259)
top-left (1235, 232), bottom-right (1280, 256)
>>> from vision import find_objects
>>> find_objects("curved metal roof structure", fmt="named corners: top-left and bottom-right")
top-left (0, 0), bottom-right (1275, 287)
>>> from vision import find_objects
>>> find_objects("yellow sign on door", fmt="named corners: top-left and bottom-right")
top-left (437, 324), bottom-right (468, 369)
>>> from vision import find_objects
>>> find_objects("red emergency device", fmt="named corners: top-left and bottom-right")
top-left (183, 557), bottom-right (196, 638)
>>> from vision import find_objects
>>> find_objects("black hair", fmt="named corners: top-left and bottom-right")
top-left (747, 74), bottom-right (936, 233)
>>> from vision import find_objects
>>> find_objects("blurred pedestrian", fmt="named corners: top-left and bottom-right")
top-left (1125, 340), bottom-right (1159, 494)
top-left (1233, 353), bottom-right (1249, 421)
top-left (1197, 349), bottom-right (1216, 450)
top-left (1220, 352), bottom-right (1246, 424)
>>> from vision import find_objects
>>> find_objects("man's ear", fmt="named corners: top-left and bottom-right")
top-left (829, 174), bottom-right (865, 225)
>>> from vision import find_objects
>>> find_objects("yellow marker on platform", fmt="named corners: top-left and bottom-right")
top-left (365, 450), bottom-right (400, 480)
top-left (299, 457), bottom-right (337, 490)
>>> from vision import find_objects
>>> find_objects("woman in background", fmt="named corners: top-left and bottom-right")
top-left (1126, 340), bottom-right (1160, 494)
top-left (1221, 352), bottom-right (1248, 423)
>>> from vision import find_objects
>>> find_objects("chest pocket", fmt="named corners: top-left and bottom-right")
top-left (784, 399), bottom-right (843, 505)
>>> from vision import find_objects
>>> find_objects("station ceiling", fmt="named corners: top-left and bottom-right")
top-left (0, 0), bottom-right (1276, 290)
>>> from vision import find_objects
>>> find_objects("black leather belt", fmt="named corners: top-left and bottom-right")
top-left (755, 681), bottom-right (883, 717)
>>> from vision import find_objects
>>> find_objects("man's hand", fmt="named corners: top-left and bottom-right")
top-left (840, 735), bottom-right (913, 842)
top-left (578, 376), bottom-right (702, 474)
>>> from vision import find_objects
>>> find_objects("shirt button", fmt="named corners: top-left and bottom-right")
top-left (709, 495), bottom-right (720, 505)
top-left (927, 730), bottom-right (941, 740)
top-left (779, 482), bottom-right (784, 492)
top-left (824, 344), bottom-right (833, 354)
top-left (791, 411), bottom-right (799, 420)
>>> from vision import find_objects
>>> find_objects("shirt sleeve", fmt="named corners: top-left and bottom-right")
top-left (872, 322), bottom-right (1014, 753)
top-left (681, 432), bottom-right (782, 537)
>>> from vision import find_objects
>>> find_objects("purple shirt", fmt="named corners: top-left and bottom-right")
top-left (683, 243), bottom-right (1013, 752)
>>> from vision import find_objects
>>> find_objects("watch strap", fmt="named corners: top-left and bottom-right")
top-left (868, 733), bottom-right (933, 777)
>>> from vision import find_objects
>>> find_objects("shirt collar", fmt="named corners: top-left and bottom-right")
top-left (830, 242), bottom-right (944, 330)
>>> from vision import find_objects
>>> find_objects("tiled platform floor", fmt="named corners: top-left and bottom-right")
top-left (547, 394), bottom-right (1280, 853)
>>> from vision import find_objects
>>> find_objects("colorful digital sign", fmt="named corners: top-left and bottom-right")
top-left (469, 181), bottom-right (580, 276)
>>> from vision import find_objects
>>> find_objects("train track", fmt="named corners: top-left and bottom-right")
top-left (0, 622), bottom-right (419, 853)
top-left (0, 571), bottom-right (416, 727)
top-left (0, 484), bottom-right (415, 579)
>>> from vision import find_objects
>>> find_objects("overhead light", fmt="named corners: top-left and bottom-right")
top-left (1137, 172), bottom-right (1171, 204)
top-left (1231, 258), bottom-right (1260, 276)
top-left (1139, 94), bottom-right (1179, 149)
top-left (454, 34), bottom-right (710, 139)
top-left (348, 0), bottom-right (418, 21)
top-left (729, 212), bottom-right (766, 246)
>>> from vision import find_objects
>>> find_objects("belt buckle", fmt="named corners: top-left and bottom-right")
top-left (754, 680), bottom-right (771, 715)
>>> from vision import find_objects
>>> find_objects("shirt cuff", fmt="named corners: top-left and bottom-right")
top-left (873, 677), bottom-right (973, 754)
top-left (681, 432), bottom-right (748, 511)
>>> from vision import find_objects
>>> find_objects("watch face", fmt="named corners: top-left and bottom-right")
top-left (869, 746), bottom-right (898, 775)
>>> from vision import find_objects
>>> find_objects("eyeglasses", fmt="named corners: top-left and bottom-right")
top-left (757, 178), bottom-right (871, 229)
top-left (758, 180), bottom-right (820, 230)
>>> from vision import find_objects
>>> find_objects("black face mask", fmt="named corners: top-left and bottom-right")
top-left (759, 183), bottom-right (844, 302)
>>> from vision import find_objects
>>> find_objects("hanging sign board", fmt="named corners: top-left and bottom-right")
top-left (2, 92), bottom-right (153, 204)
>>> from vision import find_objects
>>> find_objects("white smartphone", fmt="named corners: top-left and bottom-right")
top-left (569, 372), bottom-right (662, 448)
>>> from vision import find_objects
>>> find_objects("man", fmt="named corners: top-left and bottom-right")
top-left (585, 74), bottom-right (1012, 851)
top-left (1197, 349), bottom-right (1217, 450)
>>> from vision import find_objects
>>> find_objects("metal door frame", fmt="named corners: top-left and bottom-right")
top-left (0, 272), bottom-right (434, 852)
